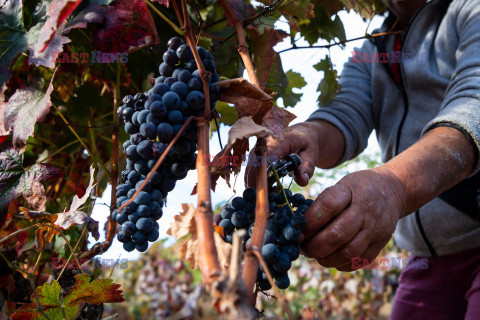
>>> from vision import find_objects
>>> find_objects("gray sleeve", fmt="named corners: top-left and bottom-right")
top-left (307, 41), bottom-right (374, 165)
top-left (423, 0), bottom-right (480, 174)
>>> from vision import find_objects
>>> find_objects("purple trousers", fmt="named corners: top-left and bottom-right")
top-left (391, 246), bottom-right (480, 319)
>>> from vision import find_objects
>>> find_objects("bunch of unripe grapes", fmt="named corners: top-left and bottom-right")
top-left (216, 187), bottom-right (313, 290)
top-left (113, 37), bottom-right (221, 252)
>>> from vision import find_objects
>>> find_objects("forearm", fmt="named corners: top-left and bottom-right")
top-left (307, 119), bottom-right (345, 169)
top-left (383, 126), bottom-right (476, 217)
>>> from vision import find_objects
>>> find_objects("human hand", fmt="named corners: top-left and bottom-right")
top-left (245, 120), bottom-right (343, 187)
top-left (300, 166), bottom-right (407, 271)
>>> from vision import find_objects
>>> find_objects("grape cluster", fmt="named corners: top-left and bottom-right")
top-left (216, 187), bottom-right (313, 290)
top-left (113, 37), bottom-right (220, 252)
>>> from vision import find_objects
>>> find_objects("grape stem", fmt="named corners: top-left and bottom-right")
top-left (269, 163), bottom-right (295, 214)
top-left (181, 0), bottom-right (222, 286)
top-left (250, 248), bottom-right (295, 320)
top-left (144, 0), bottom-right (184, 35)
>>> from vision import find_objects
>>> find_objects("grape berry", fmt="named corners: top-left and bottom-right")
top-left (114, 37), bottom-right (220, 252)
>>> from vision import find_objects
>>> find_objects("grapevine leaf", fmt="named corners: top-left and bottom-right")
top-left (208, 117), bottom-right (272, 190)
top-left (11, 279), bottom-right (81, 320)
top-left (27, 0), bottom-right (84, 68)
top-left (49, 166), bottom-right (99, 239)
top-left (282, 69), bottom-right (306, 108)
top-left (213, 101), bottom-right (238, 129)
top-left (255, 0), bottom-right (314, 30)
top-left (299, 5), bottom-right (346, 46)
top-left (217, 78), bottom-right (273, 123)
top-left (0, 148), bottom-right (62, 218)
top-left (339, 0), bottom-right (385, 19)
top-left (260, 106), bottom-right (296, 140)
top-left (248, 27), bottom-right (288, 91)
top-left (54, 211), bottom-right (100, 240)
top-left (0, 0), bottom-right (28, 85)
top-left (223, 116), bottom-right (271, 155)
top-left (63, 273), bottom-right (125, 305)
top-left (167, 204), bottom-right (231, 271)
top-left (69, 165), bottom-right (95, 212)
top-left (89, 0), bottom-right (159, 53)
top-left (226, 0), bottom-right (256, 23)
top-left (11, 274), bottom-right (123, 320)
top-left (0, 77), bottom-right (54, 152)
top-left (314, 56), bottom-right (340, 106)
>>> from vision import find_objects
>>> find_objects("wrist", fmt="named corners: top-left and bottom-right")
top-left (303, 119), bottom-right (345, 168)
top-left (372, 165), bottom-right (409, 218)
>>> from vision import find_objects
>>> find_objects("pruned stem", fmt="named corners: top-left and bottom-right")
top-left (218, 0), bottom-right (260, 88)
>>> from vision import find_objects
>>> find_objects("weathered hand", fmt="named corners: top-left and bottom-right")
top-left (300, 166), bottom-right (407, 271)
top-left (245, 120), bottom-right (343, 187)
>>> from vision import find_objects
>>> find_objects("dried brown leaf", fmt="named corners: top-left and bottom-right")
top-left (168, 204), bottom-right (231, 271)
top-left (217, 78), bottom-right (273, 123)
top-left (260, 106), bottom-right (296, 140)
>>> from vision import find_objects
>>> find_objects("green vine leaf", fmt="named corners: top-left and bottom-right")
top-left (314, 56), bottom-right (340, 106)
top-left (282, 70), bottom-right (306, 108)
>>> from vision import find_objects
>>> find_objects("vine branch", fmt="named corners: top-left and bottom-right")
top-left (278, 29), bottom-right (405, 54)
top-left (180, 0), bottom-right (222, 286)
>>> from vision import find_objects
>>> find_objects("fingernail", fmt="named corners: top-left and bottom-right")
top-left (302, 172), bottom-right (309, 183)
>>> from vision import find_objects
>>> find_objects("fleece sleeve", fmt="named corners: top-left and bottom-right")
top-left (307, 40), bottom-right (375, 166)
top-left (423, 0), bottom-right (480, 174)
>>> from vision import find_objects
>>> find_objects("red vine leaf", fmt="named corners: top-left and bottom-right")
top-left (247, 27), bottom-right (288, 88)
top-left (90, 0), bottom-right (160, 53)
top-left (27, 0), bottom-right (84, 68)
top-left (167, 204), bottom-right (231, 271)
top-left (0, 78), bottom-right (54, 152)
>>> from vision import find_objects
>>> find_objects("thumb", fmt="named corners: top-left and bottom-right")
top-left (293, 149), bottom-right (318, 187)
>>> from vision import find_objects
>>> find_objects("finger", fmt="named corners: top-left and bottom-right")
top-left (315, 230), bottom-right (371, 268)
top-left (293, 148), bottom-right (318, 187)
top-left (336, 236), bottom-right (391, 271)
top-left (301, 183), bottom-right (352, 241)
top-left (245, 135), bottom-right (294, 188)
top-left (301, 203), bottom-right (363, 258)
